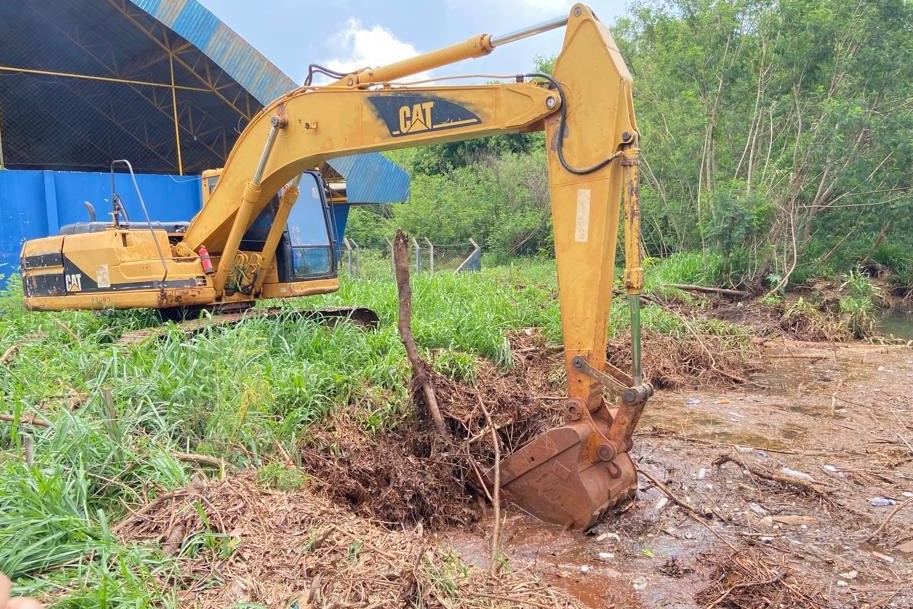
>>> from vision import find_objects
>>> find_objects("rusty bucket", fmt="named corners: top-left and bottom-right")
top-left (498, 414), bottom-right (638, 529)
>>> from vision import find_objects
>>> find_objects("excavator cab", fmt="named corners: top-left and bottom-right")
top-left (202, 169), bottom-right (338, 289)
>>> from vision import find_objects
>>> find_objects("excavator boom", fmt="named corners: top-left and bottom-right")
top-left (20, 4), bottom-right (651, 529)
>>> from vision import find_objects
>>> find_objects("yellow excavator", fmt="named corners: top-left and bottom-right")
top-left (19, 4), bottom-right (653, 529)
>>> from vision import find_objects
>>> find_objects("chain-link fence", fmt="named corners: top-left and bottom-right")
top-left (341, 237), bottom-right (481, 277)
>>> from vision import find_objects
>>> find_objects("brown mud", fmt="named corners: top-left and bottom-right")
top-left (118, 320), bottom-right (912, 608)
top-left (444, 339), bottom-right (913, 609)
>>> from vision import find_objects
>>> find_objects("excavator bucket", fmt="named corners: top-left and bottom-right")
top-left (492, 4), bottom-right (650, 530)
top-left (499, 414), bottom-right (638, 529)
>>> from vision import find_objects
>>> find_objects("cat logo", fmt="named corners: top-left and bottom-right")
top-left (369, 94), bottom-right (481, 138)
top-left (399, 101), bottom-right (434, 134)
top-left (65, 273), bottom-right (83, 293)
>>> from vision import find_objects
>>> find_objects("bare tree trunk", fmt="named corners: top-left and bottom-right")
top-left (393, 229), bottom-right (448, 438)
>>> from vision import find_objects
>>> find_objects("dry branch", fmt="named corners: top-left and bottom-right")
top-left (477, 394), bottom-right (502, 576)
top-left (0, 413), bottom-right (50, 428)
top-left (393, 229), bottom-right (447, 438)
top-left (714, 454), bottom-right (833, 498)
top-left (866, 496), bottom-right (913, 543)
top-left (638, 467), bottom-right (711, 520)
top-left (115, 471), bottom-right (585, 609)
top-left (669, 283), bottom-right (750, 297)
top-left (171, 451), bottom-right (227, 476)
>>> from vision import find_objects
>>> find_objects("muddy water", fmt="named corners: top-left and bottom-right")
top-left (879, 306), bottom-right (913, 340)
top-left (442, 341), bottom-right (913, 609)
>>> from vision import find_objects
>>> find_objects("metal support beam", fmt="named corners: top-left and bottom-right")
top-left (169, 52), bottom-right (184, 175)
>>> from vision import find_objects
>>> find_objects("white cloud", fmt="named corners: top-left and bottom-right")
top-left (444, 0), bottom-right (574, 18)
top-left (317, 19), bottom-right (432, 84)
top-left (516, 0), bottom-right (575, 14)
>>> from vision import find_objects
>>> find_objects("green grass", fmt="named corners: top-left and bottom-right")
top-left (0, 256), bottom-right (734, 606)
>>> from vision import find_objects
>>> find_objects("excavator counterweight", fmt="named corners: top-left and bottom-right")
top-left (19, 4), bottom-right (651, 529)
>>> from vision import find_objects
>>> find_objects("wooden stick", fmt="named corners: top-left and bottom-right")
top-left (171, 451), bottom-right (226, 477)
top-left (0, 413), bottom-right (50, 428)
top-left (669, 283), bottom-right (750, 297)
top-left (866, 496), bottom-right (913, 542)
top-left (705, 571), bottom-right (784, 609)
top-left (393, 230), bottom-right (447, 438)
top-left (638, 467), bottom-right (711, 520)
top-left (714, 454), bottom-right (833, 498)
top-left (477, 394), bottom-right (502, 576)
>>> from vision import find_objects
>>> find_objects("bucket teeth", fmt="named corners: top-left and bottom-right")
top-left (498, 421), bottom-right (637, 529)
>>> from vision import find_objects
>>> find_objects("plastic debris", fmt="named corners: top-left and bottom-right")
top-left (780, 467), bottom-right (815, 482)
top-left (580, 565), bottom-right (591, 574)
top-left (868, 497), bottom-right (896, 507)
top-left (632, 577), bottom-right (647, 591)
top-left (598, 552), bottom-right (615, 561)
top-left (839, 570), bottom-right (858, 579)
top-left (685, 398), bottom-right (701, 405)
top-left (696, 468), bottom-right (707, 480)
top-left (655, 497), bottom-right (669, 512)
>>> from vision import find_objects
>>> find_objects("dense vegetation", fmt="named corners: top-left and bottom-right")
top-left (348, 0), bottom-right (913, 292)
top-left (2, 244), bottom-right (891, 604)
top-left (0, 258), bottom-right (737, 606)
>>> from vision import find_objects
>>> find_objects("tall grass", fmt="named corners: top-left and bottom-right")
top-left (0, 258), bottom-right (720, 605)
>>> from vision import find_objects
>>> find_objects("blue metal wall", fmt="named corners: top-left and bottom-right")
top-left (0, 169), bottom-right (359, 289)
top-left (0, 170), bottom-right (202, 286)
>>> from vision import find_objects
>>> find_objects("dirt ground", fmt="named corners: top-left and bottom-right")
top-left (117, 330), bottom-right (913, 608)
top-left (443, 339), bottom-right (913, 609)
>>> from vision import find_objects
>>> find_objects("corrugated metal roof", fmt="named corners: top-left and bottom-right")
top-left (128, 0), bottom-right (410, 202)
top-left (0, 0), bottom-right (407, 201)
top-left (131, 0), bottom-right (294, 103)
top-left (330, 155), bottom-right (411, 204)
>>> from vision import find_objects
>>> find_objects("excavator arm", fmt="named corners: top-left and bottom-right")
top-left (21, 4), bottom-right (651, 529)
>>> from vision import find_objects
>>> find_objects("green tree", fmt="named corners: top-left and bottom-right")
top-left (616, 0), bottom-right (913, 288)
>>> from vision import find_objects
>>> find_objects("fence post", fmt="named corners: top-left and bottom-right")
top-left (349, 237), bottom-right (361, 277)
top-left (385, 238), bottom-right (395, 273)
top-left (455, 238), bottom-right (482, 273)
top-left (412, 236), bottom-right (422, 273)
top-left (423, 237), bottom-right (434, 275)
top-left (343, 237), bottom-right (354, 274)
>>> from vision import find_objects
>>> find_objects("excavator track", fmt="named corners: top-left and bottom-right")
top-left (116, 306), bottom-right (379, 346)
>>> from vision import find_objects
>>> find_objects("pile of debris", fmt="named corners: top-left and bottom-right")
top-left (116, 471), bottom-right (584, 609)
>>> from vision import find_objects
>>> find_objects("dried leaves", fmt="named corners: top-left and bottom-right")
top-left (117, 471), bottom-right (583, 609)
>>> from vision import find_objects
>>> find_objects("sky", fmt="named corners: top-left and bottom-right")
top-left (196, 0), bottom-right (630, 85)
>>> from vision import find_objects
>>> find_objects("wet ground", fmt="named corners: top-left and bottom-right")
top-left (878, 307), bottom-right (913, 341)
top-left (440, 340), bottom-right (913, 608)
